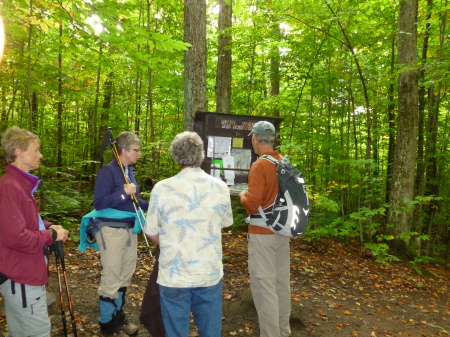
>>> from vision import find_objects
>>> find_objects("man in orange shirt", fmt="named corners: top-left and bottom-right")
top-left (239, 121), bottom-right (291, 337)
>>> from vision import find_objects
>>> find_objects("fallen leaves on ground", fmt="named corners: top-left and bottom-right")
top-left (0, 234), bottom-right (449, 336)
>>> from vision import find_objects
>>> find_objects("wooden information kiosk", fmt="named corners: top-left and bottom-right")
top-left (193, 112), bottom-right (283, 195)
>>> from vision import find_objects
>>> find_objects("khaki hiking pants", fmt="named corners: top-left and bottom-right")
top-left (248, 233), bottom-right (291, 337)
top-left (95, 226), bottom-right (137, 299)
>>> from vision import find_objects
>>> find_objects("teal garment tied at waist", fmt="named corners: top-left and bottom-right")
top-left (78, 208), bottom-right (146, 252)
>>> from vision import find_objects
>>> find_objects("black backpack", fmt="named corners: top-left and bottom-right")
top-left (257, 155), bottom-right (309, 237)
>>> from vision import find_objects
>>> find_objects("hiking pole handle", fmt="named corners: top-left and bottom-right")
top-left (54, 240), bottom-right (64, 258)
top-left (54, 241), bottom-right (66, 270)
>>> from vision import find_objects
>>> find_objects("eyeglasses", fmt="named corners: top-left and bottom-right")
top-left (130, 148), bottom-right (141, 153)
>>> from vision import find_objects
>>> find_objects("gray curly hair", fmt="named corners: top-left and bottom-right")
top-left (170, 132), bottom-right (204, 167)
top-left (116, 131), bottom-right (140, 154)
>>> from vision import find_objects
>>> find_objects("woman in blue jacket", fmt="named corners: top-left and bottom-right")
top-left (93, 131), bottom-right (148, 337)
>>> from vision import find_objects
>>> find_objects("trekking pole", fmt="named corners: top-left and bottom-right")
top-left (54, 243), bottom-right (68, 336)
top-left (54, 241), bottom-right (78, 337)
top-left (101, 127), bottom-right (153, 257)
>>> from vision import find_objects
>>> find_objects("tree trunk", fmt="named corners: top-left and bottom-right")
top-left (31, 92), bottom-right (38, 132)
top-left (100, 73), bottom-right (113, 134)
top-left (92, 44), bottom-right (102, 177)
top-left (413, 0), bottom-right (432, 253)
top-left (270, 24), bottom-right (280, 118)
top-left (57, 21), bottom-right (63, 172)
top-left (387, 0), bottom-right (418, 254)
top-left (246, 41), bottom-right (256, 114)
top-left (1, 86), bottom-right (6, 130)
top-left (147, 0), bottom-right (156, 178)
top-left (135, 69), bottom-right (142, 134)
top-left (215, 0), bottom-right (232, 115)
top-left (424, 0), bottom-right (447, 255)
top-left (184, 0), bottom-right (207, 131)
top-left (26, 0), bottom-right (34, 130)
top-left (424, 83), bottom-right (440, 254)
top-left (385, 13), bottom-right (397, 206)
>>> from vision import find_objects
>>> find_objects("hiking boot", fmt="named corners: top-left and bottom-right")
top-left (100, 330), bottom-right (128, 337)
top-left (100, 320), bottom-right (128, 337)
top-left (115, 310), bottom-right (138, 336)
top-left (117, 322), bottom-right (138, 336)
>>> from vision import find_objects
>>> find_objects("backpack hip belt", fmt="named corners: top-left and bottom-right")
top-left (247, 215), bottom-right (271, 228)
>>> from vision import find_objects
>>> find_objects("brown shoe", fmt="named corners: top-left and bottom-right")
top-left (118, 322), bottom-right (138, 336)
top-left (115, 310), bottom-right (138, 336)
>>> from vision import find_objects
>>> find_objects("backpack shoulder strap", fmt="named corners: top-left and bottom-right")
top-left (260, 154), bottom-right (282, 165)
top-left (257, 154), bottom-right (281, 219)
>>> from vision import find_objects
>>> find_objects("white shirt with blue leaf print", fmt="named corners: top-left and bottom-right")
top-left (144, 167), bottom-right (233, 288)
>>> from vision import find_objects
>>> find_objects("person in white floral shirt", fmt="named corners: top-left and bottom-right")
top-left (144, 131), bottom-right (233, 337)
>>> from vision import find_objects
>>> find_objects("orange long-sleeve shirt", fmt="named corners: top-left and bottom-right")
top-left (241, 150), bottom-right (282, 234)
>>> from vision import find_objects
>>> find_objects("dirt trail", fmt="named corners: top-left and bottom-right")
top-left (1, 235), bottom-right (449, 336)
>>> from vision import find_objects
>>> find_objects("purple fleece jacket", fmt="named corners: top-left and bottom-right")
top-left (0, 165), bottom-right (53, 286)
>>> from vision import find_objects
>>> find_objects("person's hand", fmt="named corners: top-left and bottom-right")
top-left (49, 225), bottom-right (63, 231)
top-left (124, 183), bottom-right (137, 195)
top-left (54, 227), bottom-right (69, 242)
top-left (239, 190), bottom-right (248, 198)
